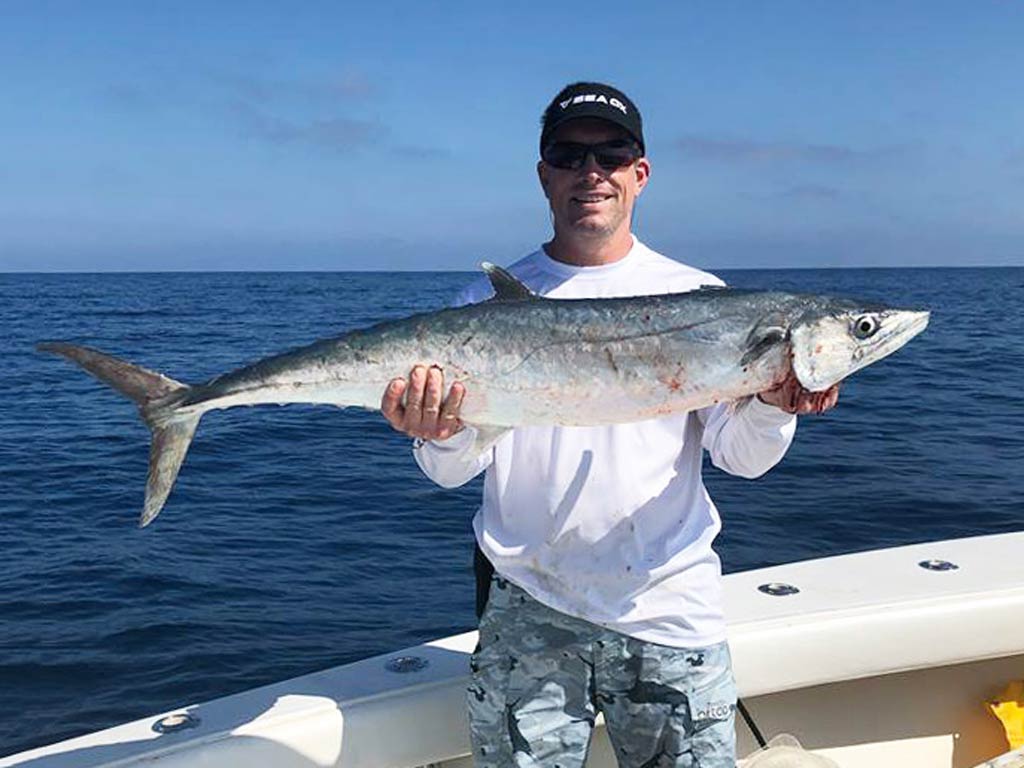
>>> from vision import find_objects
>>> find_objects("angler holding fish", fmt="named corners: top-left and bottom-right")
top-left (380, 82), bottom-right (924, 768)
top-left (38, 82), bottom-right (927, 767)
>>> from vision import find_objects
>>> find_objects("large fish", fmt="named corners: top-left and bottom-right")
top-left (38, 265), bottom-right (928, 527)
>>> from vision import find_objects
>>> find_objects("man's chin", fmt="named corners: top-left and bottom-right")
top-left (567, 215), bottom-right (614, 236)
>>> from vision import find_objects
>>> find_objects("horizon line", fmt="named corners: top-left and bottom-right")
top-left (2, 263), bottom-right (1022, 276)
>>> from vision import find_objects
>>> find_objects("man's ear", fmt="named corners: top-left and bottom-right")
top-left (537, 160), bottom-right (551, 199)
top-left (634, 157), bottom-right (651, 196)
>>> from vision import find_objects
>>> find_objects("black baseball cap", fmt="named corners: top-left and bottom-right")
top-left (540, 81), bottom-right (645, 155)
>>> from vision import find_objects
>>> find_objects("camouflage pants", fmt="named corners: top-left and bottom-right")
top-left (468, 576), bottom-right (736, 768)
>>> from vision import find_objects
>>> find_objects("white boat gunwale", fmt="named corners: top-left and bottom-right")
top-left (3, 531), bottom-right (1023, 768)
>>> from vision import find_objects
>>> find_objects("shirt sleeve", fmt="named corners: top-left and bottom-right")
top-left (413, 426), bottom-right (494, 488)
top-left (697, 396), bottom-right (797, 479)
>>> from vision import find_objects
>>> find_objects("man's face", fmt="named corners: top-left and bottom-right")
top-left (537, 118), bottom-right (651, 241)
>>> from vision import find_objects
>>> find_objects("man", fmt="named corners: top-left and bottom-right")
top-left (382, 82), bottom-right (839, 767)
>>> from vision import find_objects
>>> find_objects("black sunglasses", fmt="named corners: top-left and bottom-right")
top-left (541, 139), bottom-right (642, 171)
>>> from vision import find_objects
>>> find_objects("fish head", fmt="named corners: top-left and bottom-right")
top-left (790, 301), bottom-right (930, 391)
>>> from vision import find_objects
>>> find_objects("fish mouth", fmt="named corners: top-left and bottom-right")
top-left (852, 309), bottom-right (930, 375)
top-left (874, 310), bottom-right (930, 351)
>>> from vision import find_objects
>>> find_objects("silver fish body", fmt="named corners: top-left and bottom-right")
top-left (38, 265), bottom-right (929, 526)
top-left (180, 292), bottom-right (791, 425)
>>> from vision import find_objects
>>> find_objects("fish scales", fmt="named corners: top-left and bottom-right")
top-left (183, 292), bottom-right (795, 426)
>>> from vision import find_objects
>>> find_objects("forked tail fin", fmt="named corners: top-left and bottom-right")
top-left (142, 416), bottom-right (199, 527)
top-left (37, 342), bottom-right (200, 527)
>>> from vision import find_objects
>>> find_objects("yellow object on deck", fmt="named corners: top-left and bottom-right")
top-left (990, 681), bottom-right (1024, 750)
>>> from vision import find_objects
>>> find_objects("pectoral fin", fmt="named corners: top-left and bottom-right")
top-left (740, 326), bottom-right (788, 367)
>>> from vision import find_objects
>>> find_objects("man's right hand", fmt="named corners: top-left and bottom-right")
top-left (381, 365), bottom-right (466, 441)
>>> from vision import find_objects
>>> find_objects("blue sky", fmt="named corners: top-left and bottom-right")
top-left (1, 1), bottom-right (1021, 271)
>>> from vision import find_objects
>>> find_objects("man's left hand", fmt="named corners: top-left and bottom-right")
top-left (757, 375), bottom-right (840, 415)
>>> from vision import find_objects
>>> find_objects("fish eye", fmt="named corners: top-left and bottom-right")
top-left (852, 315), bottom-right (880, 339)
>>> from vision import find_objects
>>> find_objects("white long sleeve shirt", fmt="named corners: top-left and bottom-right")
top-left (415, 239), bottom-right (796, 647)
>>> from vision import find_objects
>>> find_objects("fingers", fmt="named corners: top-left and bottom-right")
top-left (758, 376), bottom-right (841, 415)
top-left (399, 365), bottom-right (428, 435)
top-left (381, 378), bottom-right (407, 427)
top-left (785, 377), bottom-right (801, 412)
top-left (379, 365), bottom-right (466, 440)
top-left (790, 382), bottom-right (841, 415)
top-left (436, 381), bottom-right (466, 440)
top-left (764, 376), bottom-right (800, 411)
top-left (418, 366), bottom-right (445, 436)
top-left (818, 384), bottom-right (840, 414)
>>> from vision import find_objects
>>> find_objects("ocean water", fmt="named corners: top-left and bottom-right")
top-left (1, 267), bottom-right (1021, 756)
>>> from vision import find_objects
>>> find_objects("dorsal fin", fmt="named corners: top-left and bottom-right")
top-left (481, 262), bottom-right (537, 301)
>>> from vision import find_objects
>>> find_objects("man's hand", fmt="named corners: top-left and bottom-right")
top-left (381, 365), bottom-right (466, 441)
top-left (758, 374), bottom-right (840, 415)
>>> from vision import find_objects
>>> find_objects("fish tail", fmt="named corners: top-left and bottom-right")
top-left (140, 414), bottom-right (199, 527)
top-left (37, 342), bottom-right (200, 527)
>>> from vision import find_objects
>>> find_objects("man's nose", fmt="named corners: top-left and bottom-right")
top-left (579, 151), bottom-right (607, 177)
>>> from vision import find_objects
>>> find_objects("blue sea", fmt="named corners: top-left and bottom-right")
top-left (1, 267), bottom-right (1022, 757)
